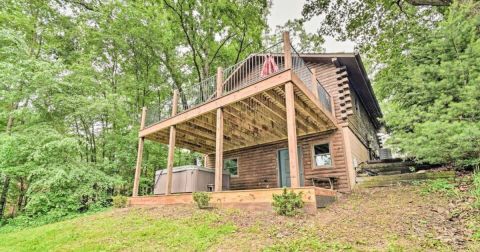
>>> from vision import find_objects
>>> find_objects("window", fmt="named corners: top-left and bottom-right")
top-left (223, 158), bottom-right (238, 177)
top-left (313, 143), bottom-right (332, 167)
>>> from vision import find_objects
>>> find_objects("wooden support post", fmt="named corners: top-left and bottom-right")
top-left (165, 90), bottom-right (179, 195)
top-left (285, 82), bottom-right (300, 187)
top-left (215, 108), bottom-right (224, 191)
top-left (311, 68), bottom-right (319, 99)
top-left (133, 107), bottom-right (147, 197)
top-left (283, 32), bottom-right (292, 69)
top-left (215, 67), bottom-right (224, 192)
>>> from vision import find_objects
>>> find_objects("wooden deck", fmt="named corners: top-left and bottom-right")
top-left (129, 187), bottom-right (336, 215)
top-left (140, 69), bottom-right (337, 154)
top-left (132, 32), bottom-right (338, 197)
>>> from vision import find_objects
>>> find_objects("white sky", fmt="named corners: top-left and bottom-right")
top-left (268, 0), bottom-right (355, 53)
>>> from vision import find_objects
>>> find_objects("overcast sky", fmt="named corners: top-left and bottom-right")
top-left (267, 0), bottom-right (355, 53)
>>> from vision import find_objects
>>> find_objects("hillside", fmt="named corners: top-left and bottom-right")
top-left (0, 184), bottom-right (479, 251)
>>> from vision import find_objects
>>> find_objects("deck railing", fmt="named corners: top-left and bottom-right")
top-left (222, 41), bottom-right (285, 95)
top-left (144, 98), bottom-right (173, 127)
top-left (291, 46), bottom-right (332, 112)
top-left (143, 38), bottom-right (332, 128)
top-left (177, 75), bottom-right (216, 113)
top-left (316, 80), bottom-right (332, 113)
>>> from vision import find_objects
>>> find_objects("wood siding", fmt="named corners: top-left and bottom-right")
top-left (348, 90), bottom-right (381, 157)
top-left (308, 60), bottom-right (380, 157)
top-left (206, 130), bottom-right (351, 192)
top-left (202, 60), bottom-right (380, 193)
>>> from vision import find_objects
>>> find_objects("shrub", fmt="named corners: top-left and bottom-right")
top-left (112, 195), bottom-right (128, 208)
top-left (272, 188), bottom-right (304, 216)
top-left (193, 192), bottom-right (211, 209)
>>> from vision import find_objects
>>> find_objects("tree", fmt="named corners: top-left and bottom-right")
top-left (0, 0), bottom-right (270, 222)
top-left (374, 1), bottom-right (480, 166)
top-left (301, 0), bottom-right (479, 167)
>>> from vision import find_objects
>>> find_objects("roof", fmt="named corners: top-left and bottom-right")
top-left (300, 53), bottom-right (383, 128)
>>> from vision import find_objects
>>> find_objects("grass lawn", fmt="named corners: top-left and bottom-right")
top-left (0, 185), bottom-right (479, 251)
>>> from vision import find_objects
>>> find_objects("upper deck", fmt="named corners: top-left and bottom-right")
top-left (139, 38), bottom-right (337, 154)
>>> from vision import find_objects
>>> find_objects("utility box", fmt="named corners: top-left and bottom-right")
top-left (154, 165), bottom-right (230, 194)
top-left (379, 148), bottom-right (392, 160)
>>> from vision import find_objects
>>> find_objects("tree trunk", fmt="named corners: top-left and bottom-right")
top-left (16, 178), bottom-right (26, 214)
top-left (0, 175), bottom-right (10, 221)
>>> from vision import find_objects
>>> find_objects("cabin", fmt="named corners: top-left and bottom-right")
top-left (129, 32), bottom-right (382, 213)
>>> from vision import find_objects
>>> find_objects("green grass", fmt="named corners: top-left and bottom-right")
top-left (0, 208), bottom-right (235, 252)
top-left (1, 184), bottom-right (479, 251)
top-left (420, 178), bottom-right (459, 197)
top-left (263, 237), bottom-right (354, 252)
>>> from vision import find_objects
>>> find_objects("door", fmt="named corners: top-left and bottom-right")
top-left (278, 147), bottom-right (304, 187)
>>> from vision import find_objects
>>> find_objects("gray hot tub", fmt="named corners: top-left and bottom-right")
top-left (154, 165), bottom-right (230, 194)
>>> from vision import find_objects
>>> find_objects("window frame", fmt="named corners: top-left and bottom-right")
top-left (223, 157), bottom-right (239, 178)
top-left (311, 140), bottom-right (334, 169)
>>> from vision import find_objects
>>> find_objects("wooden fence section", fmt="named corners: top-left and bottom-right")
top-left (129, 187), bottom-right (337, 215)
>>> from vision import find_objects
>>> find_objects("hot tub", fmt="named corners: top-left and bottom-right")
top-left (153, 165), bottom-right (230, 194)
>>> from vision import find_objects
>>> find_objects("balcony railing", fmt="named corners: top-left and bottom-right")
top-left (291, 46), bottom-right (332, 113)
top-left (222, 41), bottom-right (285, 95)
top-left (143, 38), bottom-right (332, 128)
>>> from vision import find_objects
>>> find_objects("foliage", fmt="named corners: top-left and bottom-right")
top-left (302, 1), bottom-right (480, 167)
top-left (112, 195), bottom-right (128, 208)
top-left (0, 0), bottom-right (269, 223)
top-left (375, 1), bottom-right (480, 166)
top-left (421, 178), bottom-right (458, 197)
top-left (272, 188), bottom-right (304, 216)
top-left (302, 0), bottom-right (445, 57)
top-left (192, 192), bottom-right (211, 209)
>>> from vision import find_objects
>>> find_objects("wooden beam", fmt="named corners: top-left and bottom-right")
top-left (165, 90), bottom-right (179, 195)
top-left (215, 67), bottom-right (224, 192)
top-left (283, 32), bottom-right (292, 69)
top-left (264, 88), bottom-right (312, 134)
top-left (285, 82), bottom-right (300, 187)
top-left (215, 67), bottom-right (223, 192)
top-left (140, 70), bottom-right (291, 137)
top-left (132, 107), bottom-right (147, 197)
top-left (215, 108), bottom-right (224, 191)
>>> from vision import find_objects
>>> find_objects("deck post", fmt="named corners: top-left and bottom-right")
top-left (132, 107), bottom-right (147, 197)
top-left (285, 82), bottom-right (300, 187)
top-left (215, 67), bottom-right (224, 192)
top-left (311, 68), bottom-right (319, 99)
top-left (165, 90), bottom-right (179, 195)
top-left (283, 32), bottom-right (292, 69)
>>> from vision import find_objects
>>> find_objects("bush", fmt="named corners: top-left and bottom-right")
top-left (112, 195), bottom-right (128, 208)
top-left (272, 188), bottom-right (304, 216)
top-left (193, 192), bottom-right (211, 209)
